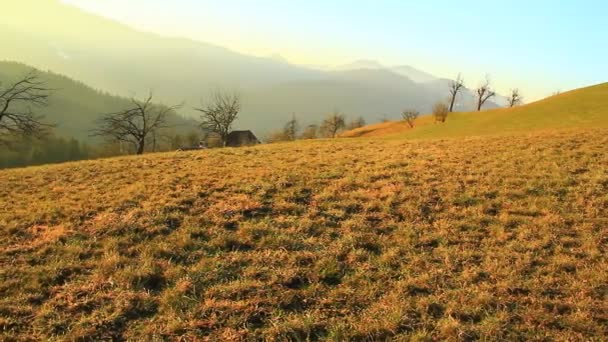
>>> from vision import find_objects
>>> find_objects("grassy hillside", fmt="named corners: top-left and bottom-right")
top-left (1, 128), bottom-right (607, 340)
top-left (343, 83), bottom-right (608, 139)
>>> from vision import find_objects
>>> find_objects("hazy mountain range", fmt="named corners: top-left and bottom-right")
top-left (332, 60), bottom-right (439, 84)
top-left (2, 0), bottom-right (506, 136)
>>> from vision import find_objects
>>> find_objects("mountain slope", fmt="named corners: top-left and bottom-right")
top-left (0, 0), bottom-right (325, 127)
top-left (334, 61), bottom-right (505, 108)
top-left (391, 65), bottom-right (438, 83)
top-left (335, 59), bottom-right (439, 83)
top-left (243, 69), bottom-right (440, 127)
top-left (2, 0), bottom-right (500, 133)
top-left (342, 82), bottom-right (608, 139)
top-left (0, 61), bottom-right (195, 142)
top-left (1, 0), bottom-right (322, 93)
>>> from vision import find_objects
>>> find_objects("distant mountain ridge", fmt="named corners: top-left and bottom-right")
top-left (2, 0), bottom-right (504, 134)
top-left (334, 60), bottom-right (509, 108)
top-left (335, 59), bottom-right (439, 83)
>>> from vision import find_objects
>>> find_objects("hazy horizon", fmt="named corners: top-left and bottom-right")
top-left (57, 0), bottom-right (608, 101)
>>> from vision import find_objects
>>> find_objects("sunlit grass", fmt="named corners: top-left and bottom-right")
top-left (343, 82), bottom-right (608, 139)
top-left (1, 128), bottom-right (607, 340)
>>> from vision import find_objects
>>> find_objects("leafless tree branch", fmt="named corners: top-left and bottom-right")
top-left (475, 75), bottom-right (496, 111)
top-left (0, 71), bottom-right (54, 146)
top-left (508, 88), bottom-right (523, 107)
top-left (91, 91), bottom-right (181, 154)
top-left (402, 110), bottom-right (420, 128)
top-left (448, 73), bottom-right (465, 112)
top-left (196, 91), bottom-right (241, 146)
top-left (320, 111), bottom-right (346, 138)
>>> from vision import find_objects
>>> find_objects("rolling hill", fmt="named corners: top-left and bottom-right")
top-left (2, 64), bottom-right (606, 339)
top-left (342, 82), bottom-right (608, 139)
top-left (2, 0), bottom-right (503, 133)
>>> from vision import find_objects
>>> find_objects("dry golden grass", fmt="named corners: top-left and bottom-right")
top-left (340, 118), bottom-right (432, 138)
top-left (1, 128), bottom-right (608, 340)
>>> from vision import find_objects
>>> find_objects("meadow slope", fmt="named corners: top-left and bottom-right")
top-left (342, 83), bottom-right (608, 139)
top-left (1, 129), bottom-right (608, 340)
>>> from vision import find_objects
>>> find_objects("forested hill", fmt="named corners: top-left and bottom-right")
top-left (0, 61), bottom-right (198, 168)
top-left (0, 61), bottom-right (196, 142)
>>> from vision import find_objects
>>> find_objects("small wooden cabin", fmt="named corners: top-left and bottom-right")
top-left (226, 130), bottom-right (260, 147)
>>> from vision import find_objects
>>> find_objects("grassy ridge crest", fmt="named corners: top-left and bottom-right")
top-left (342, 82), bottom-right (608, 139)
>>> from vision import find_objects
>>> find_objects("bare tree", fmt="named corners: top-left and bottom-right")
top-left (300, 124), bottom-right (318, 140)
top-left (448, 73), bottom-right (465, 112)
top-left (475, 75), bottom-right (496, 111)
top-left (0, 71), bottom-right (53, 145)
top-left (346, 116), bottom-right (366, 130)
top-left (320, 111), bottom-right (346, 138)
top-left (283, 114), bottom-right (299, 141)
top-left (433, 102), bottom-right (449, 123)
top-left (508, 88), bottom-right (523, 107)
top-left (186, 131), bottom-right (200, 146)
top-left (196, 91), bottom-right (241, 147)
top-left (402, 109), bottom-right (420, 128)
top-left (264, 130), bottom-right (289, 143)
top-left (91, 92), bottom-right (180, 155)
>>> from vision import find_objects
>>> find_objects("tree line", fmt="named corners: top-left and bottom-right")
top-left (267, 73), bottom-right (525, 138)
top-left (0, 70), bottom-right (366, 160)
top-left (0, 70), bottom-right (247, 163)
top-left (1, 69), bottom-right (524, 166)
top-left (0, 136), bottom-right (90, 168)
top-left (265, 112), bottom-right (366, 143)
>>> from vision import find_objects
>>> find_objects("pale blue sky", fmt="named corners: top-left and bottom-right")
top-left (62, 0), bottom-right (607, 100)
